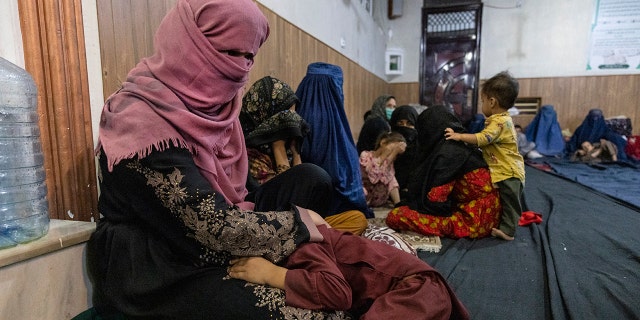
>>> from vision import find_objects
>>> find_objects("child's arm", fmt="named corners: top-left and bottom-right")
top-left (272, 140), bottom-right (291, 174)
top-left (376, 141), bottom-right (407, 163)
top-left (389, 186), bottom-right (401, 205)
top-left (230, 227), bottom-right (352, 311)
top-left (228, 256), bottom-right (287, 290)
top-left (444, 128), bottom-right (478, 145)
top-left (290, 141), bottom-right (302, 166)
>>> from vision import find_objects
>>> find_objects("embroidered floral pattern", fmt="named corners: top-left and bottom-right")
top-left (126, 160), bottom-right (300, 264)
top-left (247, 283), bottom-right (351, 319)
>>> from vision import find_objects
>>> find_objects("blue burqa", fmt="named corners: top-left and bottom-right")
top-left (467, 113), bottom-right (486, 133)
top-left (565, 108), bottom-right (627, 160)
top-left (524, 105), bottom-right (565, 156)
top-left (295, 62), bottom-right (373, 218)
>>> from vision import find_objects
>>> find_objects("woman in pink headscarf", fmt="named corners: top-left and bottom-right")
top-left (84, 1), bottom-right (467, 319)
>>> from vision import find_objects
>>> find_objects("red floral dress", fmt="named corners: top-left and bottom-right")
top-left (386, 168), bottom-right (501, 239)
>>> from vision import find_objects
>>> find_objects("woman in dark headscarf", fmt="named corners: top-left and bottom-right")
top-left (240, 76), bottom-right (368, 235)
top-left (565, 108), bottom-right (627, 160)
top-left (295, 62), bottom-right (374, 218)
top-left (389, 105), bottom-right (419, 195)
top-left (86, 2), bottom-right (351, 318)
top-left (386, 105), bottom-right (501, 239)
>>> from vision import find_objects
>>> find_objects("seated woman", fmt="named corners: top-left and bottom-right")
top-left (360, 131), bottom-right (406, 207)
top-left (566, 108), bottom-right (627, 161)
top-left (296, 62), bottom-right (374, 218)
top-left (524, 105), bottom-right (565, 157)
top-left (515, 124), bottom-right (544, 159)
top-left (389, 105), bottom-right (419, 196)
top-left (386, 105), bottom-right (502, 239)
top-left (240, 76), bottom-right (367, 235)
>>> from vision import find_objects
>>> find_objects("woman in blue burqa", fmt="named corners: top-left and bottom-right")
top-left (524, 105), bottom-right (565, 156)
top-left (565, 108), bottom-right (627, 160)
top-left (295, 62), bottom-right (374, 218)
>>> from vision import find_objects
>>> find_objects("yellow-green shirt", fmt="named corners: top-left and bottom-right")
top-left (474, 112), bottom-right (525, 184)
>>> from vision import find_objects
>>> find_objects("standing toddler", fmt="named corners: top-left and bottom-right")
top-left (444, 71), bottom-right (525, 240)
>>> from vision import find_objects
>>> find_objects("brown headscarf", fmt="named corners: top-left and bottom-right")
top-left (97, 0), bottom-right (270, 205)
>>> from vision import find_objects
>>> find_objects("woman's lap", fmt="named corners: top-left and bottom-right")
top-left (87, 221), bottom-right (348, 319)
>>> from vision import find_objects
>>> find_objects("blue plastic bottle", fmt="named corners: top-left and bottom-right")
top-left (0, 57), bottom-right (50, 249)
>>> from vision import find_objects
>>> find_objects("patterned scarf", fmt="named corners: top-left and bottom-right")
top-left (240, 76), bottom-right (308, 149)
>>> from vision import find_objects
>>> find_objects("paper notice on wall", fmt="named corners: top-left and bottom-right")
top-left (587, 0), bottom-right (640, 70)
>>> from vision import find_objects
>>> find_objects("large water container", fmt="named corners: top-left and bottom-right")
top-left (0, 57), bottom-right (50, 249)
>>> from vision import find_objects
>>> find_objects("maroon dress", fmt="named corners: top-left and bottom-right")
top-left (284, 225), bottom-right (470, 319)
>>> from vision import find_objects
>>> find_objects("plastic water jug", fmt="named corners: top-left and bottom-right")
top-left (0, 57), bottom-right (50, 249)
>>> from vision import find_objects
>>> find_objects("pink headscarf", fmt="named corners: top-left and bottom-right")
top-left (97, 0), bottom-right (269, 205)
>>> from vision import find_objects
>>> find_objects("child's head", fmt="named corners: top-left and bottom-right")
top-left (480, 71), bottom-right (519, 117)
top-left (375, 131), bottom-right (405, 150)
top-left (514, 124), bottom-right (523, 133)
top-left (581, 141), bottom-right (594, 152)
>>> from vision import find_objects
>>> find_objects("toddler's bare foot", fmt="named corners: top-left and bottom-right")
top-left (491, 228), bottom-right (514, 241)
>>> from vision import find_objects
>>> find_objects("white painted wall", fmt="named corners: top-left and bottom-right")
top-left (267, 0), bottom-right (638, 82)
top-left (256, 0), bottom-right (390, 79)
top-left (388, 0), bottom-right (639, 80)
top-left (480, 0), bottom-right (601, 78)
top-left (80, 0), bottom-right (105, 146)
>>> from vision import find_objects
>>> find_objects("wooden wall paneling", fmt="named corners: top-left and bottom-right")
top-left (518, 75), bottom-right (640, 136)
top-left (129, 1), bottom-right (154, 60)
top-left (251, 4), bottom-right (390, 141)
top-left (96, 0), bottom-right (118, 96)
top-left (388, 82), bottom-right (420, 106)
top-left (97, 0), bottom-right (177, 98)
top-left (18, 0), bottom-right (98, 221)
top-left (105, 0), bottom-right (137, 94)
top-left (566, 77), bottom-right (589, 131)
